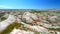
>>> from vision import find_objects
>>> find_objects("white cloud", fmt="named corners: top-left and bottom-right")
top-left (0, 5), bottom-right (13, 9)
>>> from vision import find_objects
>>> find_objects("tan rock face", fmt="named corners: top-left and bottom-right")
top-left (0, 15), bottom-right (17, 31)
top-left (10, 28), bottom-right (34, 34)
top-left (22, 12), bottom-right (41, 24)
top-left (47, 16), bottom-right (58, 23)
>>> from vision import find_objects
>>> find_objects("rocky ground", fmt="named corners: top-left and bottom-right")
top-left (0, 10), bottom-right (60, 34)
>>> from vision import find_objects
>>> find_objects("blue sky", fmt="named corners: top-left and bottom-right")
top-left (0, 0), bottom-right (60, 9)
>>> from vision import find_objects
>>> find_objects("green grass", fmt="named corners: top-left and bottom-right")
top-left (0, 14), bottom-right (4, 18)
top-left (48, 28), bottom-right (60, 32)
top-left (1, 22), bottom-right (21, 34)
top-left (1, 22), bottom-right (41, 34)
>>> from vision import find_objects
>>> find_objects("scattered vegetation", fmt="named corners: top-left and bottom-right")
top-left (1, 22), bottom-right (21, 34)
top-left (0, 9), bottom-right (60, 34)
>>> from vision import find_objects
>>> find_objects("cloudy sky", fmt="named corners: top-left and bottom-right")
top-left (0, 0), bottom-right (60, 9)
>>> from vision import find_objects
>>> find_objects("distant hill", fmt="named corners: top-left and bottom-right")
top-left (0, 9), bottom-right (60, 13)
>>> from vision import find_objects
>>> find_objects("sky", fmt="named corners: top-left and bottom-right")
top-left (0, 0), bottom-right (60, 9)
